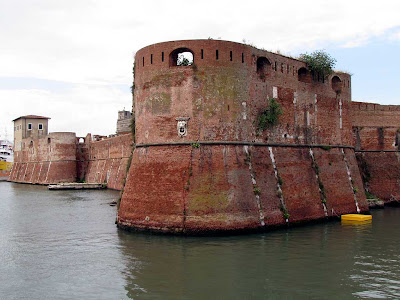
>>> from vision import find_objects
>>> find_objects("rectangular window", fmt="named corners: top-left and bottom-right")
top-left (28, 123), bottom-right (32, 130)
top-left (151, 54), bottom-right (153, 64)
top-left (38, 123), bottom-right (43, 130)
top-left (230, 51), bottom-right (233, 61)
top-left (142, 57), bottom-right (144, 66)
top-left (162, 52), bottom-right (164, 62)
top-left (216, 50), bottom-right (219, 60)
top-left (201, 49), bottom-right (203, 59)
top-left (242, 53), bottom-right (244, 63)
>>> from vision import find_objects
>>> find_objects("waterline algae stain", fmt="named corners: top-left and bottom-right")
top-left (1, 182), bottom-right (399, 299)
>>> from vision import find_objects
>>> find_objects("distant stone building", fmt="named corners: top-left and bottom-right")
top-left (116, 109), bottom-right (132, 135)
top-left (13, 115), bottom-right (50, 151)
top-left (9, 115), bottom-right (133, 188)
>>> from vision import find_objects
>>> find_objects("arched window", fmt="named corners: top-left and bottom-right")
top-left (332, 76), bottom-right (342, 92)
top-left (256, 57), bottom-right (271, 79)
top-left (298, 67), bottom-right (308, 82)
top-left (169, 48), bottom-right (194, 67)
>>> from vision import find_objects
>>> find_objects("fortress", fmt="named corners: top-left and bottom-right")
top-left (9, 39), bottom-right (400, 234)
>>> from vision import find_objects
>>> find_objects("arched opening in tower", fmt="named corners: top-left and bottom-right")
top-left (256, 57), bottom-right (271, 79)
top-left (298, 67), bottom-right (308, 83)
top-left (331, 76), bottom-right (342, 92)
top-left (169, 48), bottom-right (194, 67)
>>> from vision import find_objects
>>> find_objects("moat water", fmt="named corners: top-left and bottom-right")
top-left (0, 182), bottom-right (399, 299)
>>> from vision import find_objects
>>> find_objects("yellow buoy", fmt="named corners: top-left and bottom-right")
top-left (341, 214), bottom-right (372, 222)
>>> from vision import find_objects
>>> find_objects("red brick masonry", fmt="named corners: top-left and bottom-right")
top-left (117, 39), bottom-right (372, 233)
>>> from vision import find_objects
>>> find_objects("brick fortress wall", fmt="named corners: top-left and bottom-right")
top-left (9, 132), bottom-right (77, 184)
top-left (118, 40), bottom-right (368, 234)
top-left (81, 133), bottom-right (132, 190)
top-left (352, 102), bottom-right (400, 203)
top-left (9, 132), bottom-right (133, 190)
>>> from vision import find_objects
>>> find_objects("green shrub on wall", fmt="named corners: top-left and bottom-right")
top-left (257, 98), bottom-right (283, 131)
top-left (299, 50), bottom-right (336, 79)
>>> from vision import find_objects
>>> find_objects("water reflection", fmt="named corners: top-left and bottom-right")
top-left (1, 182), bottom-right (399, 299)
top-left (116, 211), bottom-right (399, 299)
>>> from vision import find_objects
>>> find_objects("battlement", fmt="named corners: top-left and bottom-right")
top-left (352, 101), bottom-right (400, 112)
top-left (134, 40), bottom-right (352, 147)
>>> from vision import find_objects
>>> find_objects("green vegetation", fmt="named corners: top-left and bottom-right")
top-left (279, 204), bottom-right (290, 220)
top-left (192, 142), bottom-right (200, 149)
top-left (299, 50), bottom-right (336, 79)
top-left (177, 56), bottom-right (191, 66)
top-left (257, 98), bottom-right (283, 131)
top-left (353, 187), bottom-right (359, 194)
top-left (131, 61), bottom-right (135, 96)
top-left (365, 190), bottom-right (379, 200)
top-left (277, 173), bottom-right (283, 186)
top-left (319, 181), bottom-right (327, 204)
top-left (130, 116), bottom-right (135, 142)
top-left (358, 157), bottom-right (371, 183)
top-left (185, 179), bottom-right (190, 191)
top-left (311, 156), bottom-right (327, 205)
top-left (253, 186), bottom-right (261, 195)
top-left (320, 145), bottom-right (332, 151)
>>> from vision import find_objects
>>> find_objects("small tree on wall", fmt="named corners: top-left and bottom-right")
top-left (257, 98), bottom-right (283, 132)
top-left (177, 53), bottom-right (192, 66)
top-left (299, 50), bottom-right (336, 79)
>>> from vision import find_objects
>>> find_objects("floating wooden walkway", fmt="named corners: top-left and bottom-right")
top-left (48, 183), bottom-right (106, 190)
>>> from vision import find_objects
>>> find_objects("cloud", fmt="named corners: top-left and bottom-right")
top-left (1, 0), bottom-right (400, 139)
top-left (0, 85), bottom-right (131, 138)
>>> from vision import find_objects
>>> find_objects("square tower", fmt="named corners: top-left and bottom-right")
top-left (13, 115), bottom-right (50, 151)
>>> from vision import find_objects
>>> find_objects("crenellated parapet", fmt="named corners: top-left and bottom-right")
top-left (133, 40), bottom-right (352, 147)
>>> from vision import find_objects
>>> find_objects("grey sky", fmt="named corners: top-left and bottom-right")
top-left (1, 0), bottom-right (399, 139)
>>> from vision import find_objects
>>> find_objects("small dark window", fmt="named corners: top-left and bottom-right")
top-left (216, 50), bottom-right (219, 60)
top-left (38, 123), bottom-right (43, 130)
top-left (332, 76), bottom-right (342, 92)
top-left (298, 67), bottom-right (308, 82)
top-left (201, 49), bottom-right (204, 59)
top-left (28, 123), bottom-right (32, 130)
top-left (242, 53), bottom-right (244, 63)
top-left (256, 57), bottom-right (271, 78)
top-left (162, 52), bottom-right (164, 62)
top-left (142, 57), bottom-right (144, 66)
top-left (47, 138), bottom-right (51, 143)
top-left (230, 51), bottom-right (233, 61)
top-left (151, 54), bottom-right (153, 64)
